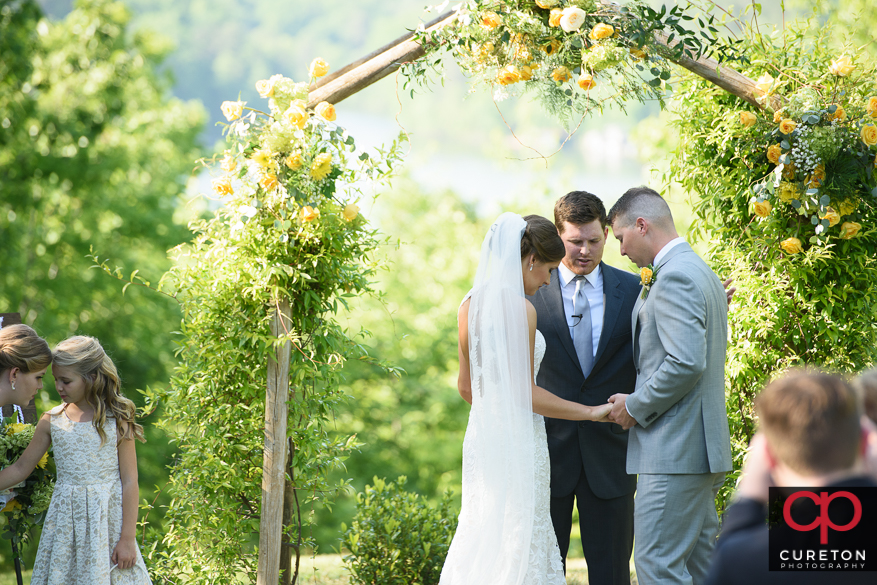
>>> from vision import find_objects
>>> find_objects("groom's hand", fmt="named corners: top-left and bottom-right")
top-left (607, 394), bottom-right (637, 430)
top-left (723, 278), bottom-right (737, 305)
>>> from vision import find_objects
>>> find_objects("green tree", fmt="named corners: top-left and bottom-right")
top-left (0, 0), bottom-right (204, 567)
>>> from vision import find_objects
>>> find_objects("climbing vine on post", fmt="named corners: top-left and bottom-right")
top-left (135, 60), bottom-right (406, 584)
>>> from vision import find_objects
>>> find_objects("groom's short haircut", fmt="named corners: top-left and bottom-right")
top-left (554, 190), bottom-right (607, 232)
top-left (607, 186), bottom-right (674, 231)
top-left (757, 369), bottom-right (861, 476)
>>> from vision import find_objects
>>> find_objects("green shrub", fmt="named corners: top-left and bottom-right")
top-left (342, 476), bottom-right (458, 585)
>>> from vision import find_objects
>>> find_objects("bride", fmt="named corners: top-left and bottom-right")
top-left (440, 213), bottom-right (613, 585)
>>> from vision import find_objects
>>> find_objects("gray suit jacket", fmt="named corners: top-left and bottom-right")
top-left (626, 243), bottom-right (732, 474)
top-left (530, 262), bottom-right (641, 499)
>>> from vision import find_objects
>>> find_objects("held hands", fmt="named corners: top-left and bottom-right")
top-left (111, 536), bottom-right (138, 570)
top-left (590, 402), bottom-right (613, 423)
top-left (607, 394), bottom-right (638, 430)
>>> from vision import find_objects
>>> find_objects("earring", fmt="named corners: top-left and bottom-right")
top-left (10, 380), bottom-right (15, 391)
top-left (529, 263), bottom-right (533, 271)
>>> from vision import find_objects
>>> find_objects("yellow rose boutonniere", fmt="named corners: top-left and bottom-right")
top-left (861, 124), bottom-right (877, 147)
top-left (828, 55), bottom-right (854, 77)
top-left (780, 237), bottom-right (803, 255)
top-left (840, 221), bottom-right (862, 239)
top-left (753, 200), bottom-right (772, 218)
top-left (739, 112), bottom-right (757, 127)
top-left (767, 144), bottom-right (783, 164)
top-left (779, 119), bottom-right (797, 134)
top-left (639, 265), bottom-right (658, 300)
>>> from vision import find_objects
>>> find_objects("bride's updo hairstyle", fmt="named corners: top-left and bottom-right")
top-left (521, 214), bottom-right (565, 263)
top-left (53, 336), bottom-right (145, 445)
top-left (0, 324), bottom-right (52, 375)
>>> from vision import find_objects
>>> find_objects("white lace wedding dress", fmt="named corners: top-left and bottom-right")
top-left (442, 329), bottom-right (566, 585)
top-left (31, 405), bottom-right (152, 585)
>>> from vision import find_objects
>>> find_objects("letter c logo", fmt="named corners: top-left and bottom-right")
top-left (783, 491), bottom-right (862, 545)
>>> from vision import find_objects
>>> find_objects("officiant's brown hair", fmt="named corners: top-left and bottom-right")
top-left (757, 369), bottom-right (861, 475)
top-left (554, 190), bottom-right (607, 231)
top-left (521, 215), bottom-right (565, 263)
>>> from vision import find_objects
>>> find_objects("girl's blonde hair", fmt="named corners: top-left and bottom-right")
top-left (53, 336), bottom-right (145, 445)
top-left (0, 324), bottom-right (52, 374)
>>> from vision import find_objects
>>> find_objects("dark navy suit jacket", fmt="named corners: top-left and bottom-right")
top-left (529, 262), bottom-right (640, 499)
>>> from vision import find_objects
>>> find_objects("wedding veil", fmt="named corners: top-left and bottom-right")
top-left (441, 212), bottom-right (536, 584)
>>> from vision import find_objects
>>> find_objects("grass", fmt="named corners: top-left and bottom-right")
top-left (1, 554), bottom-right (637, 584)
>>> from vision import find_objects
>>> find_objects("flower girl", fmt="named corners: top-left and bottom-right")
top-left (0, 336), bottom-right (152, 584)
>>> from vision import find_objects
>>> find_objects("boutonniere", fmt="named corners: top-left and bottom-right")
top-left (640, 264), bottom-right (658, 299)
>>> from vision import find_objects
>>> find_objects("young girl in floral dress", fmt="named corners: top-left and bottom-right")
top-left (0, 336), bottom-right (152, 584)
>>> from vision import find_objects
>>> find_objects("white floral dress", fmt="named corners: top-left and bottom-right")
top-left (31, 405), bottom-right (152, 585)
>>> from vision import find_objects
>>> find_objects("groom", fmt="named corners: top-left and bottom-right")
top-left (528, 191), bottom-right (640, 585)
top-left (607, 187), bottom-right (732, 585)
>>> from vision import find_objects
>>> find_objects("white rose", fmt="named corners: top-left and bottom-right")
top-left (560, 7), bottom-right (587, 32)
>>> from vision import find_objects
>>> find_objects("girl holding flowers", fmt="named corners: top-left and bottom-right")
top-left (0, 336), bottom-right (152, 584)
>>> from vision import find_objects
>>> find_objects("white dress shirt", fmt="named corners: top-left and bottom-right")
top-left (653, 237), bottom-right (686, 268)
top-left (557, 262), bottom-right (603, 357)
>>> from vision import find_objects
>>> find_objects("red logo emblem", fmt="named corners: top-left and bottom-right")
top-left (783, 491), bottom-right (862, 544)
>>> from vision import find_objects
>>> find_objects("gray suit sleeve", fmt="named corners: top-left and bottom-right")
top-left (626, 268), bottom-right (708, 426)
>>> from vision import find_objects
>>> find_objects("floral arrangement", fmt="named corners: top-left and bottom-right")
top-left (411, 1), bottom-right (739, 123)
top-left (0, 419), bottom-right (54, 548)
top-left (742, 53), bottom-right (877, 252)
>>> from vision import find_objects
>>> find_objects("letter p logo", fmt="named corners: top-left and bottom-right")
top-left (783, 491), bottom-right (862, 545)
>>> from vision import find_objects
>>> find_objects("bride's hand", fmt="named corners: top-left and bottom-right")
top-left (589, 402), bottom-right (613, 422)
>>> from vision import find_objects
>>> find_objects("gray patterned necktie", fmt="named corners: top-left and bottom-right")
top-left (573, 275), bottom-right (594, 378)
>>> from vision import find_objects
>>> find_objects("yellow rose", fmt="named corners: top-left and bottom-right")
top-left (250, 149), bottom-right (275, 168)
top-left (543, 39), bottom-right (562, 55)
top-left (560, 7), bottom-right (587, 33)
top-left (820, 206), bottom-right (840, 227)
top-left (309, 57), bottom-right (329, 78)
top-left (828, 55), bottom-right (854, 77)
top-left (629, 47), bottom-right (647, 60)
top-left (779, 118), bottom-right (797, 134)
top-left (37, 452), bottom-right (49, 469)
top-left (256, 78), bottom-right (275, 98)
top-left (315, 101), bottom-right (336, 122)
top-left (767, 144), bottom-right (783, 164)
top-left (773, 109), bottom-right (784, 123)
top-left (300, 206), bottom-right (320, 222)
top-left (548, 9), bottom-right (562, 28)
top-left (260, 174), bottom-right (279, 192)
top-left (220, 154), bottom-right (237, 173)
top-left (739, 111), bottom-right (757, 127)
top-left (827, 105), bottom-right (846, 122)
top-left (639, 266), bottom-right (653, 286)
top-left (212, 176), bottom-right (234, 197)
top-left (780, 237), bottom-right (803, 255)
top-left (481, 11), bottom-right (502, 28)
top-left (753, 200), bottom-right (772, 218)
top-left (754, 73), bottom-right (774, 97)
top-left (285, 104), bottom-right (308, 129)
top-left (535, 0), bottom-right (559, 7)
top-left (310, 152), bottom-right (333, 181)
top-left (861, 124), bottom-right (877, 147)
top-left (496, 65), bottom-right (522, 86)
top-left (838, 199), bottom-right (858, 216)
top-left (285, 151), bottom-right (303, 170)
top-left (220, 100), bottom-right (245, 122)
top-left (1, 499), bottom-right (21, 513)
top-left (782, 161), bottom-right (796, 180)
top-left (589, 23), bottom-right (615, 41)
top-left (577, 73), bottom-right (596, 91)
top-left (807, 163), bottom-right (826, 188)
top-left (840, 221), bottom-right (862, 239)
top-left (342, 203), bottom-right (360, 222)
top-left (867, 97), bottom-right (877, 118)
top-left (520, 65), bottom-right (533, 81)
top-left (552, 66), bottom-right (571, 83)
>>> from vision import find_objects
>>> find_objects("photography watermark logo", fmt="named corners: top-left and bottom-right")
top-left (769, 486), bottom-right (877, 572)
